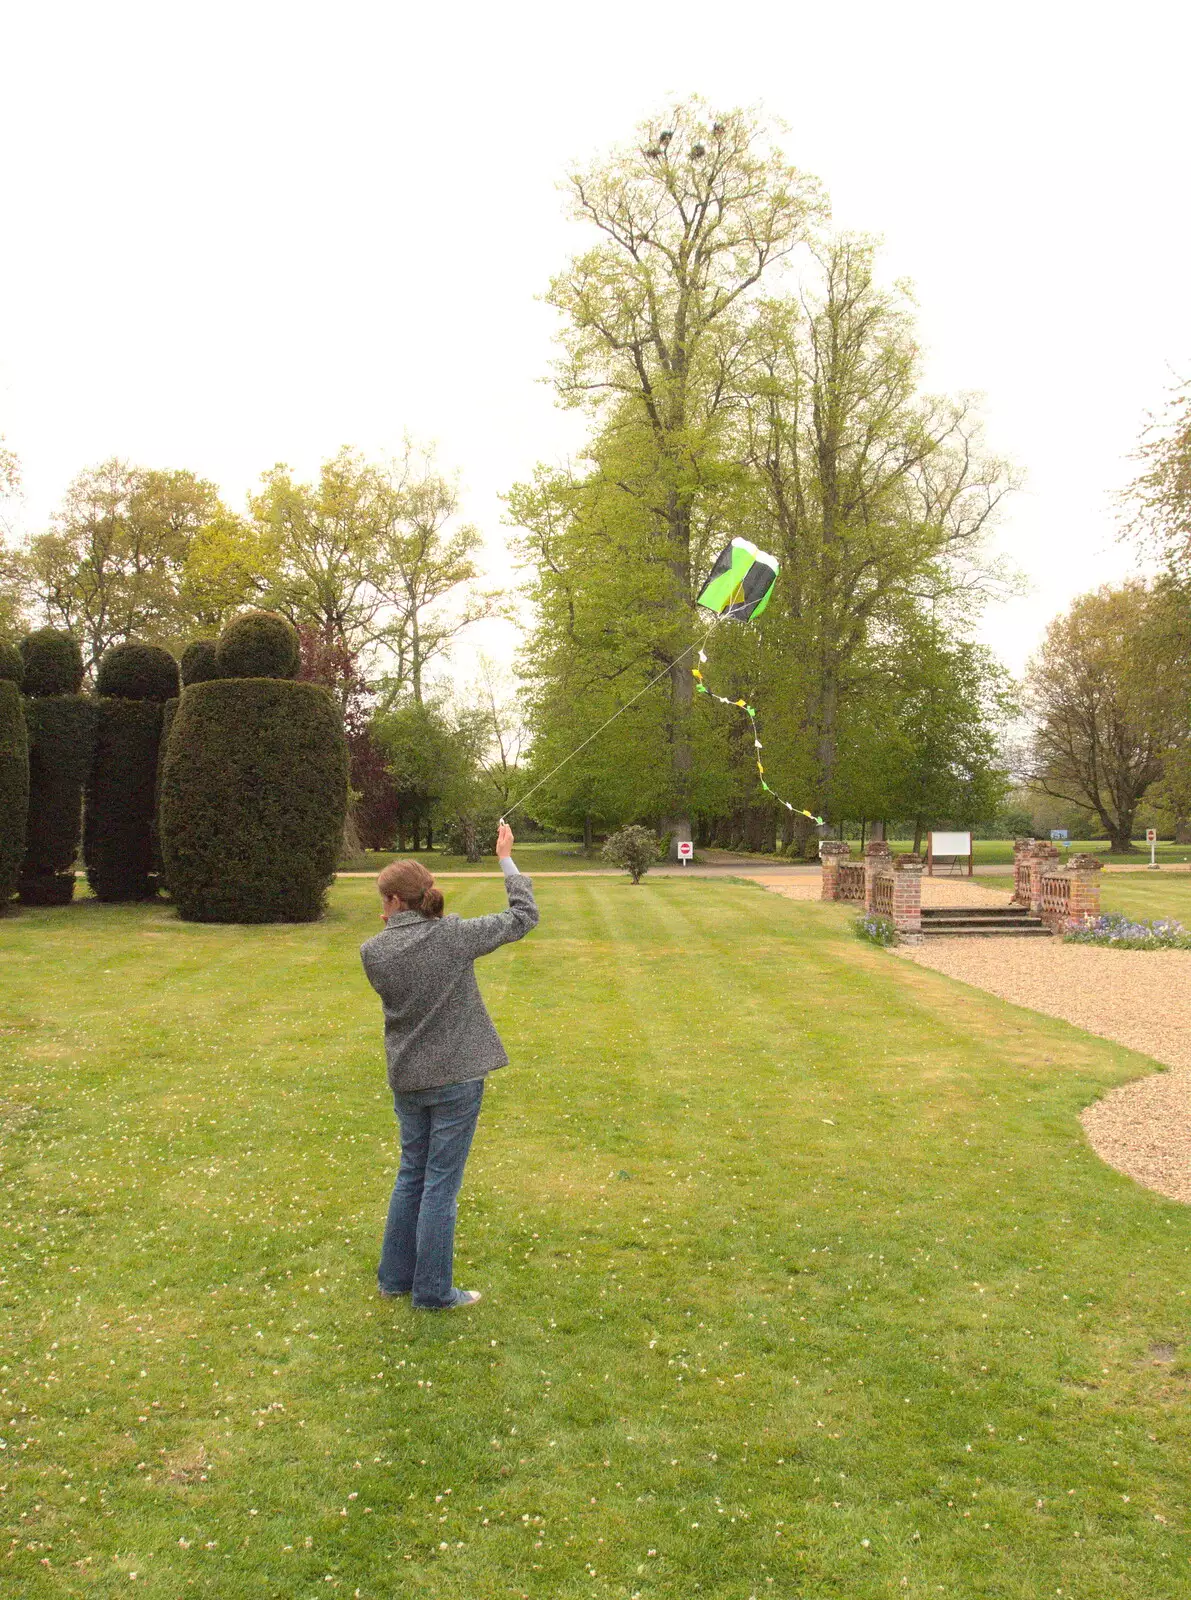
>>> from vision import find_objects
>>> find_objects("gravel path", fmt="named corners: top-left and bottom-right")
top-left (898, 937), bottom-right (1191, 1204)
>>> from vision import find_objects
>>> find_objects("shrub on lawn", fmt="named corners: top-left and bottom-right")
top-left (602, 824), bottom-right (659, 884)
top-left (180, 640), bottom-right (223, 686)
top-left (0, 678), bottom-right (30, 908)
top-left (85, 643), bottom-right (180, 901)
top-left (1064, 913), bottom-right (1191, 950)
top-left (160, 672), bottom-right (348, 924)
top-left (853, 912), bottom-right (897, 947)
top-left (18, 630), bottom-right (95, 905)
top-left (215, 611), bottom-right (300, 681)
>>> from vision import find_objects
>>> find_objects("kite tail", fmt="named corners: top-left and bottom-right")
top-left (692, 653), bottom-right (825, 827)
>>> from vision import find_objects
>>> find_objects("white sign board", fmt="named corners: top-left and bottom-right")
top-left (1146, 829), bottom-right (1157, 843)
top-left (677, 840), bottom-right (694, 861)
top-left (1050, 829), bottom-right (1069, 841)
top-left (929, 832), bottom-right (971, 856)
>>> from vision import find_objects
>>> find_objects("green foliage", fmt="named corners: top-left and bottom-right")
top-left (440, 808), bottom-right (502, 863)
top-left (215, 610), bottom-right (300, 680)
top-left (0, 680), bottom-right (29, 906)
top-left (180, 639), bottom-right (223, 685)
top-left (95, 640), bottom-right (180, 702)
top-left (21, 461), bottom-right (247, 671)
top-left (84, 699), bottom-right (166, 901)
top-left (19, 693), bottom-right (96, 903)
top-left (852, 911), bottom-right (897, 947)
top-left (160, 679), bottom-right (348, 923)
top-left (152, 698), bottom-right (179, 892)
top-left (1026, 581), bottom-right (1177, 851)
top-left (0, 641), bottom-right (24, 687)
top-left (20, 628), bottom-right (84, 696)
top-left (601, 823), bottom-right (659, 883)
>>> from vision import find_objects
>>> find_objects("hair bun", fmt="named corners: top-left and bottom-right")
top-left (421, 886), bottom-right (445, 919)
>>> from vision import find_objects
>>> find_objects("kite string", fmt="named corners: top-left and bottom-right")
top-left (500, 620), bottom-right (723, 824)
top-left (691, 652), bottom-right (824, 825)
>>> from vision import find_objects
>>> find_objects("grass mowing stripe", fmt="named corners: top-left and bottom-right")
top-left (2, 878), bottom-right (1189, 1598)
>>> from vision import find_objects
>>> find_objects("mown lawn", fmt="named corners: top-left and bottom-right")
top-left (340, 843), bottom-right (605, 874)
top-left (2, 877), bottom-right (1189, 1599)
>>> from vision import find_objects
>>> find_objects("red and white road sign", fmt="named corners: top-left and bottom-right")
top-left (677, 840), bottom-right (694, 861)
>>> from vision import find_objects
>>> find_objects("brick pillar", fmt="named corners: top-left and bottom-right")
top-left (819, 840), bottom-right (851, 901)
top-left (1011, 838), bottom-right (1034, 907)
top-left (1066, 852), bottom-right (1103, 923)
top-left (864, 839), bottom-right (892, 912)
top-left (892, 853), bottom-right (923, 943)
top-left (1027, 841), bottom-right (1060, 915)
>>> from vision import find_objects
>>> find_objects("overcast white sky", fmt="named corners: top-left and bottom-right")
top-left (2, 0), bottom-right (1189, 683)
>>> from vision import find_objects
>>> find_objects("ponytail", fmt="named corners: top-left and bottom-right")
top-left (376, 860), bottom-right (445, 919)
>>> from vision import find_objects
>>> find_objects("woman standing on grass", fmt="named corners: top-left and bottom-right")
top-left (360, 822), bottom-right (538, 1310)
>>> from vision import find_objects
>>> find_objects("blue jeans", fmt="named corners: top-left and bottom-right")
top-left (378, 1077), bottom-right (485, 1309)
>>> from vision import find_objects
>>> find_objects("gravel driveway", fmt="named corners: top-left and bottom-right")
top-left (898, 936), bottom-right (1191, 1205)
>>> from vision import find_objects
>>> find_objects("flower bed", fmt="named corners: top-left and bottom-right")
top-left (1065, 913), bottom-right (1191, 950)
top-left (853, 912), bottom-right (897, 948)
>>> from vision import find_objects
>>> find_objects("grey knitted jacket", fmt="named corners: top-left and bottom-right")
top-left (360, 869), bottom-right (539, 1093)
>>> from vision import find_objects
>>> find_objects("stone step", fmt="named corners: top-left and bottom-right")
top-left (920, 922), bottom-right (1053, 938)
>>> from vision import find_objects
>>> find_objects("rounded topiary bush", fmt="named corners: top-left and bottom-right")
top-left (85, 642), bottom-right (179, 901)
top-left (160, 678), bottom-right (348, 923)
top-left (0, 679), bottom-right (30, 908)
top-left (95, 641), bottom-right (180, 702)
top-left (215, 611), bottom-right (300, 681)
top-left (180, 640), bottom-right (223, 686)
top-left (20, 635), bottom-right (96, 904)
top-left (20, 629), bottom-right (84, 697)
top-left (0, 641), bottom-right (24, 687)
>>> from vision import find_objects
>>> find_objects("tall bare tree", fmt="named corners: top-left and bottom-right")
top-left (741, 237), bottom-right (1014, 832)
top-left (545, 98), bottom-right (824, 850)
top-left (371, 444), bottom-right (502, 705)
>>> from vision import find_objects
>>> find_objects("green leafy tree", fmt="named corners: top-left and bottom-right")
top-left (370, 443), bottom-right (502, 705)
top-left (23, 462), bottom-right (232, 673)
top-left (739, 238), bottom-right (1014, 833)
top-left (541, 99), bottom-right (824, 850)
top-left (1025, 582), bottom-right (1177, 852)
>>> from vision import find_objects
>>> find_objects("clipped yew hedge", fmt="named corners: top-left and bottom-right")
top-left (84, 643), bottom-right (179, 902)
top-left (180, 640), bottom-right (223, 686)
top-left (0, 679), bottom-right (29, 908)
top-left (160, 678), bottom-right (348, 923)
top-left (20, 628), bottom-right (84, 696)
top-left (215, 611), bottom-right (300, 680)
top-left (19, 631), bottom-right (94, 906)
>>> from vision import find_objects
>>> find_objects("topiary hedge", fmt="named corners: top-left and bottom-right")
top-left (95, 640), bottom-right (180, 703)
top-left (20, 629), bottom-right (84, 697)
top-left (160, 678), bottom-right (348, 922)
top-left (20, 689), bottom-right (96, 906)
top-left (180, 640), bottom-right (223, 685)
top-left (215, 611), bottom-right (300, 681)
top-left (84, 643), bottom-right (179, 902)
top-left (0, 679), bottom-right (30, 909)
top-left (0, 641), bottom-right (25, 687)
top-left (152, 696), bottom-right (179, 893)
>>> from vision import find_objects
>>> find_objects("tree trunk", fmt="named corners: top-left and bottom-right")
top-left (426, 819), bottom-right (433, 850)
top-left (912, 816), bottom-right (924, 854)
top-left (815, 665), bottom-right (839, 825)
top-left (583, 812), bottom-right (593, 855)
